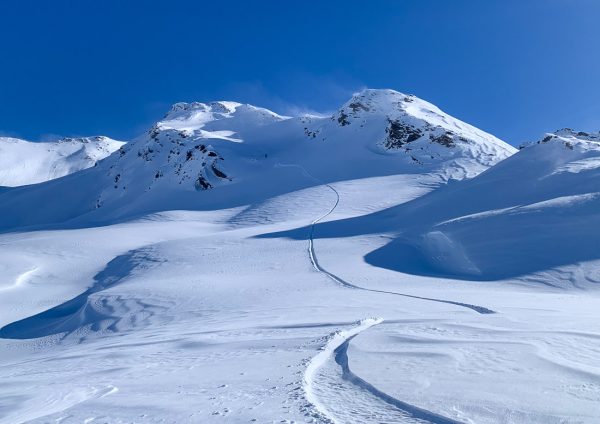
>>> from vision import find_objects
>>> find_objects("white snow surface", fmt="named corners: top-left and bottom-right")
top-left (0, 91), bottom-right (599, 423)
top-left (0, 136), bottom-right (125, 187)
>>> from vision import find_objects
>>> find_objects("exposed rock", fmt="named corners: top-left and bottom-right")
top-left (211, 162), bottom-right (228, 179)
top-left (195, 175), bottom-right (212, 190)
top-left (347, 102), bottom-right (370, 113)
top-left (429, 132), bottom-right (455, 148)
top-left (384, 119), bottom-right (423, 149)
top-left (337, 111), bottom-right (350, 126)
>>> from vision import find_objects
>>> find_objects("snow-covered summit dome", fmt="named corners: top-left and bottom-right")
top-left (161, 101), bottom-right (288, 133)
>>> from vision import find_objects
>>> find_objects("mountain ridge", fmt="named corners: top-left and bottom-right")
top-left (0, 88), bottom-right (517, 230)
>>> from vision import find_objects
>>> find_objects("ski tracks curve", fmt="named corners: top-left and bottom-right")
top-left (304, 319), bottom-right (466, 424)
top-left (304, 170), bottom-right (495, 315)
top-left (289, 163), bottom-right (494, 423)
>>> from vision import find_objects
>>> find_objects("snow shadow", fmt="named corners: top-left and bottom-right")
top-left (257, 196), bottom-right (600, 284)
top-left (335, 334), bottom-right (464, 424)
top-left (0, 250), bottom-right (142, 340)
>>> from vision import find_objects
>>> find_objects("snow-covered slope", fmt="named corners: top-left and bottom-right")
top-left (300, 89), bottom-right (514, 180)
top-left (0, 89), bottom-right (515, 230)
top-left (2, 93), bottom-right (600, 423)
top-left (345, 128), bottom-right (600, 284)
top-left (0, 136), bottom-right (125, 187)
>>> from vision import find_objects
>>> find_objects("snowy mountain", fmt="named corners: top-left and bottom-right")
top-left (0, 89), bottom-right (515, 230)
top-left (95, 89), bottom-right (515, 208)
top-left (1, 91), bottom-right (600, 424)
top-left (0, 136), bottom-right (125, 187)
top-left (303, 89), bottom-right (514, 179)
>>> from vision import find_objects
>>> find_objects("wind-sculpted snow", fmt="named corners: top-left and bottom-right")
top-left (1, 172), bottom-right (599, 422)
top-left (0, 248), bottom-right (161, 340)
top-left (364, 131), bottom-right (600, 285)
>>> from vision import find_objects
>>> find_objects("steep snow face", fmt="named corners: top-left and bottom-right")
top-left (470, 128), bottom-right (600, 204)
top-left (361, 129), bottom-right (600, 283)
top-left (0, 136), bottom-right (125, 187)
top-left (300, 89), bottom-right (516, 179)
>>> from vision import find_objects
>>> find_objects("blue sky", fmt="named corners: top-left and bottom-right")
top-left (1, 0), bottom-right (599, 145)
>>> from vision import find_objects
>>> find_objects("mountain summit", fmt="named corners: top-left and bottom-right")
top-left (0, 89), bottom-right (516, 229)
top-left (299, 89), bottom-right (515, 178)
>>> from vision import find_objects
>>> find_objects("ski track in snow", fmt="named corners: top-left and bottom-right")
top-left (299, 165), bottom-right (494, 422)
top-left (303, 318), bottom-right (384, 422)
top-left (334, 333), bottom-right (464, 424)
top-left (305, 171), bottom-right (495, 315)
top-left (304, 319), bottom-right (465, 424)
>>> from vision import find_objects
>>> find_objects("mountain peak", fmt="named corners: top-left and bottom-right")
top-left (337, 89), bottom-right (415, 116)
top-left (322, 89), bottom-right (515, 176)
top-left (162, 101), bottom-right (287, 131)
top-left (552, 128), bottom-right (600, 142)
top-left (57, 135), bottom-right (121, 147)
top-left (523, 129), bottom-right (600, 151)
top-left (164, 101), bottom-right (243, 119)
top-left (0, 88), bottom-right (519, 227)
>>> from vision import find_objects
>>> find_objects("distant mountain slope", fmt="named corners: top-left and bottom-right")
top-left (0, 136), bottom-right (125, 187)
top-left (0, 89), bottom-right (515, 230)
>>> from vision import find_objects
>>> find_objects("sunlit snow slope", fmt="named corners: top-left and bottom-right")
top-left (0, 136), bottom-right (125, 186)
top-left (346, 129), bottom-right (600, 285)
top-left (1, 90), bottom-right (599, 424)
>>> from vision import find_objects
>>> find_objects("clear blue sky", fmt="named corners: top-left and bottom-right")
top-left (1, 0), bottom-right (599, 145)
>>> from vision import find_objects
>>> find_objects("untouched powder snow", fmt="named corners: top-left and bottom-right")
top-left (1, 90), bottom-right (599, 423)
top-left (0, 136), bottom-right (125, 187)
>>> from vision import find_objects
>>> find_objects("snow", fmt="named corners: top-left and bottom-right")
top-left (303, 318), bottom-right (384, 422)
top-left (350, 130), bottom-right (600, 283)
top-left (0, 91), bottom-right (599, 423)
top-left (0, 136), bottom-right (125, 187)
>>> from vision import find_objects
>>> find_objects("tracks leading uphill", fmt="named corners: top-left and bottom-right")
top-left (298, 166), bottom-right (495, 423)
top-left (307, 177), bottom-right (495, 315)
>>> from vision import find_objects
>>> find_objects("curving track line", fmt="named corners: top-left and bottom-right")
top-left (304, 319), bottom-right (466, 424)
top-left (297, 165), bottom-right (495, 423)
top-left (335, 333), bottom-right (464, 424)
top-left (307, 180), bottom-right (495, 315)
